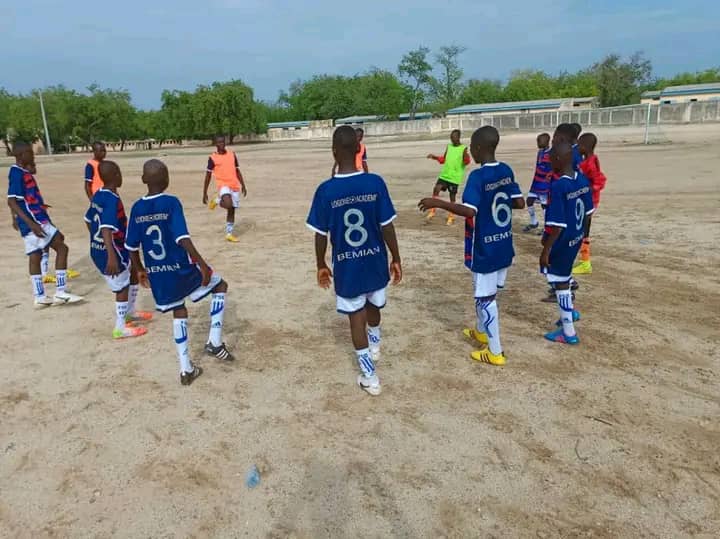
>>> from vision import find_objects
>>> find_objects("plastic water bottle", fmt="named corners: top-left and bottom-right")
top-left (245, 465), bottom-right (260, 489)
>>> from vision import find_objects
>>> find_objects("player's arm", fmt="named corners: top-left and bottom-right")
top-left (382, 223), bottom-right (402, 284)
top-left (463, 148), bottom-right (471, 165)
top-left (362, 148), bottom-right (369, 173)
top-left (418, 197), bottom-right (475, 218)
top-left (9, 207), bottom-right (18, 231)
top-left (314, 233), bottom-right (332, 289)
top-left (84, 182), bottom-right (93, 201)
top-left (202, 157), bottom-right (214, 205)
top-left (539, 226), bottom-right (562, 269)
top-left (234, 154), bottom-right (247, 196)
top-left (178, 238), bottom-right (212, 286)
top-left (6, 197), bottom-right (45, 237)
top-left (129, 251), bottom-right (149, 288)
top-left (101, 228), bottom-right (121, 276)
top-left (84, 163), bottom-right (94, 201)
top-left (426, 150), bottom-right (446, 163)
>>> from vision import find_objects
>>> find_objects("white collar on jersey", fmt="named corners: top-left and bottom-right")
top-left (98, 188), bottom-right (120, 198)
top-left (141, 193), bottom-right (169, 200)
top-left (333, 171), bottom-right (365, 178)
top-left (479, 161), bottom-right (500, 167)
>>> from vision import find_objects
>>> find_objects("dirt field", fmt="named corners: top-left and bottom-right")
top-left (1, 125), bottom-right (719, 538)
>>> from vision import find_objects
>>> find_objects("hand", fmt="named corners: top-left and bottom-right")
top-left (105, 256), bottom-right (121, 277)
top-left (539, 249), bottom-right (550, 270)
top-left (426, 154), bottom-right (435, 160)
top-left (418, 198), bottom-right (439, 212)
top-left (390, 260), bottom-right (403, 285)
top-left (137, 269), bottom-right (150, 288)
top-left (202, 193), bottom-right (208, 205)
top-left (317, 266), bottom-right (332, 289)
top-left (199, 262), bottom-right (212, 287)
top-left (30, 222), bottom-right (46, 238)
top-left (11, 219), bottom-right (18, 231)
top-left (241, 183), bottom-right (247, 197)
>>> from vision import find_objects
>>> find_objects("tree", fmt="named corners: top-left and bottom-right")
top-left (7, 94), bottom-right (43, 145)
top-left (458, 79), bottom-right (503, 105)
top-left (645, 67), bottom-right (720, 91)
top-left (431, 45), bottom-right (467, 108)
top-left (398, 46), bottom-right (433, 119)
top-left (0, 89), bottom-right (11, 154)
top-left (592, 52), bottom-right (652, 107)
top-left (503, 70), bottom-right (558, 102)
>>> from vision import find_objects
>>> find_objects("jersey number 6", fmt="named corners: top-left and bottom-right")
top-left (492, 192), bottom-right (512, 228)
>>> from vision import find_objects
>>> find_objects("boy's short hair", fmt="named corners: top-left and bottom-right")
top-left (471, 126), bottom-right (499, 149)
top-left (579, 133), bottom-right (597, 151)
top-left (554, 123), bottom-right (575, 141)
top-left (451, 129), bottom-right (461, 136)
top-left (538, 132), bottom-right (551, 143)
top-left (354, 127), bottom-right (364, 136)
top-left (334, 125), bottom-right (357, 153)
top-left (571, 123), bottom-right (583, 138)
top-left (98, 160), bottom-right (120, 180)
top-left (12, 141), bottom-right (31, 156)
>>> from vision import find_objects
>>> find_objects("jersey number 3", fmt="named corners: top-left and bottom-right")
top-left (146, 224), bottom-right (166, 260)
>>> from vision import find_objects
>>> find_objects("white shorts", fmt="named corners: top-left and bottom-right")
top-left (337, 288), bottom-right (386, 315)
top-left (155, 273), bottom-right (223, 313)
top-left (103, 268), bottom-right (131, 293)
top-left (473, 268), bottom-right (509, 298)
top-left (544, 271), bottom-right (572, 284)
top-left (218, 186), bottom-right (240, 209)
top-left (23, 223), bottom-right (58, 255)
top-left (528, 193), bottom-right (548, 205)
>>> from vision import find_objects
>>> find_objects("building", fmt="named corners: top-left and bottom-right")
top-left (446, 97), bottom-right (597, 116)
top-left (641, 82), bottom-right (720, 105)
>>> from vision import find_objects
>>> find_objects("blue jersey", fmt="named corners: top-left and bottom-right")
top-left (545, 173), bottom-right (595, 274)
top-left (7, 165), bottom-right (51, 237)
top-left (572, 144), bottom-right (582, 172)
top-left (125, 193), bottom-right (202, 307)
top-left (529, 149), bottom-right (552, 196)
top-left (84, 189), bottom-right (130, 274)
top-left (306, 171), bottom-right (396, 298)
top-left (462, 162), bottom-right (523, 274)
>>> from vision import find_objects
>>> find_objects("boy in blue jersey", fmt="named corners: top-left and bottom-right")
top-left (524, 133), bottom-right (551, 233)
top-left (84, 161), bottom-right (153, 339)
top-left (307, 126), bottom-right (402, 396)
top-left (540, 142), bottom-right (594, 344)
top-left (125, 159), bottom-right (234, 386)
top-left (7, 142), bottom-right (83, 308)
top-left (419, 126), bottom-right (525, 366)
top-left (552, 123), bottom-right (582, 172)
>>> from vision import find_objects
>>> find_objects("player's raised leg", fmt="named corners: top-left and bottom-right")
top-left (173, 306), bottom-right (203, 385)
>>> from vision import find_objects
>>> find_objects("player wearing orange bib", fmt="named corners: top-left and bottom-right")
top-left (202, 135), bottom-right (247, 242)
top-left (84, 142), bottom-right (107, 200)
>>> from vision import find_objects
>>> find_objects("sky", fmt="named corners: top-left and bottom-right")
top-left (3, 0), bottom-right (719, 109)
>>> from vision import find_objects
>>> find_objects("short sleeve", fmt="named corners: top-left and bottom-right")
top-left (8, 167), bottom-right (24, 199)
top-left (376, 178), bottom-right (396, 226)
top-left (545, 182), bottom-right (567, 228)
top-left (99, 195), bottom-right (120, 231)
top-left (84, 163), bottom-right (94, 181)
top-left (124, 205), bottom-right (141, 251)
top-left (306, 185), bottom-right (329, 235)
top-left (206, 157), bottom-right (215, 171)
top-left (169, 197), bottom-right (190, 243)
top-left (83, 205), bottom-right (92, 223)
top-left (506, 168), bottom-right (523, 198)
top-left (461, 172), bottom-right (481, 214)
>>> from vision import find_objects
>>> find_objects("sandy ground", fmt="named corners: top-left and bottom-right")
top-left (1, 124), bottom-right (719, 538)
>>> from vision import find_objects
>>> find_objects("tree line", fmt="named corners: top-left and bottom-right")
top-left (1, 49), bottom-right (718, 153)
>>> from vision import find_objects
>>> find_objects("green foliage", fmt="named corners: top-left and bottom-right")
top-left (398, 46), bottom-right (433, 118)
top-left (644, 67), bottom-right (720, 91)
top-left (592, 52), bottom-right (652, 107)
top-left (459, 79), bottom-right (503, 105)
top-left (430, 45), bottom-right (467, 108)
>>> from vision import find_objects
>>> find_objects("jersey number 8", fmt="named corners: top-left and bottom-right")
top-left (343, 208), bottom-right (368, 248)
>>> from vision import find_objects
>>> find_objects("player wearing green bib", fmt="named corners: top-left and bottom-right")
top-left (426, 129), bottom-right (471, 225)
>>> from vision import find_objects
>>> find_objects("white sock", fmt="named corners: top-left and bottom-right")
top-left (367, 325), bottom-right (381, 352)
top-left (556, 289), bottom-right (576, 337)
top-left (40, 252), bottom-right (49, 277)
top-left (115, 301), bottom-right (128, 331)
top-left (527, 205), bottom-right (538, 226)
top-left (31, 275), bottom-right (44, 298)
top-left (208, 293), bottom-right (225, 347)
top-left (225, 222), bottom-right (234, 235)
top-left (476, 298), bottom-right (502, 355)
top-left (355, 348), bottom-right (376, 378)
top-left (173, 318), bottom-right (193, 373)
top-left (55, 270), bottom-right (67, 294)
top-left (128, 285), bottom-right (139, 316)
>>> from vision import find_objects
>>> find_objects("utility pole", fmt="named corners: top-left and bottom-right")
top-left (38, 90), bottom-right (53, 155)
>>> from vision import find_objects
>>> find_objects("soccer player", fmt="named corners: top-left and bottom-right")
top-left (202, 135), bottom-right (247, 243)
top-left (84, 161), bottom-right (152, 339)
top-left (127, 159), bottom-right (235, 386)
top-left (331, 127), bottom-right (368, 176)
top-left (523, 133), bottom-right (551, 233)
top-left (573, 133), bottom-right (607, 275)
top-left (540, 142), bottom-right (594, 344)
top-left (425, 129), bottom-right (471, 225)
top-left (307, 125), bottom-right (402, 396)
top-left (552, 124), bottom-right (582, 172)
top-left (84, 141), bottom-right (107, 201)
top-left (419, 126), bottom-right (525, 366)
top-left (7, 142), bottom-right (83, 307)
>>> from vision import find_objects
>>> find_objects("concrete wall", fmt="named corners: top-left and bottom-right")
top-left (267, 100), bottom-right (720, 142)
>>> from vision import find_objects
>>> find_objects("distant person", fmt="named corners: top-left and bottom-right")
top-left (202, 135), bottom-right (247, 243)
top-left (84, 160), bottom-right (153, 339)
top-left (573, 133), bottom-right (607, 275)
top-left (307, 125), bottom-right (402, 396)
top-left (425, 129), bottom-right (471, 225)
top-left (419, 126), bottom-right (525, 366)
top-left (7, 142), bottom-right (83, 307)
top-left (84, 141), bottom-right (107, 200)
top-left (331, 127), bottom-right (368, 176)
top-left (552, 123), bottom-right (582, 172)
top-left (523, 133), bottom-right (552, 234)
top-left (540, 142), bottom-right (594, 345)
top-left (126, 159), bottom-right (235, 386)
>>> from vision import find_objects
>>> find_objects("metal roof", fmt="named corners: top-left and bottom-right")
top-left (398, 112), bottom-right (433, 120)
top-left (447, 98), bottom-right (566, 115)
top-left (641, 90), bottom-right (662, 98)
top-left (267, 121), bottom-right (310, 129)
top-left (335, 115), bottom-right (385, 124)
top-left (660, 82), bottom-right (720, 96)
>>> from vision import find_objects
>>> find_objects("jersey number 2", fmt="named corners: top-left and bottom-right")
top-left (92, 214), bottom-right (104, 243)
top-left (146, 225), bottom-right (166, 261)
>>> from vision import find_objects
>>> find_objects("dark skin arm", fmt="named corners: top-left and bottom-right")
top-left (202, 171), bottom-right (212, 205)
top-left (540, 226), bottom-right (563, 269)
top-left (10, 208), bottom-right (18, 231)
top-left (178, 237), bottom-right (211, 286)
top-left (84, 182), bottom-right (93, 201)
top-left (418, 197), bottom-right (476, 218)
top-left (381, 222), bottom-right (402, 284)
top-left (101, 228), bottom-right (121, 277)
top-left (314, 233), bottom-right (332, 288)
top-left (362, 161), bottom-right (369, 174)
top-left (129, 251), bottom-right (150, 288)
top-left (7, 198), bottom-right (45, 236)
top-left (236, 166), bottom-right (248, 197)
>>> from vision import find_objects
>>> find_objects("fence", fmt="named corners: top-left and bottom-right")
top-left (267, 100), bottom-right (720, 142)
